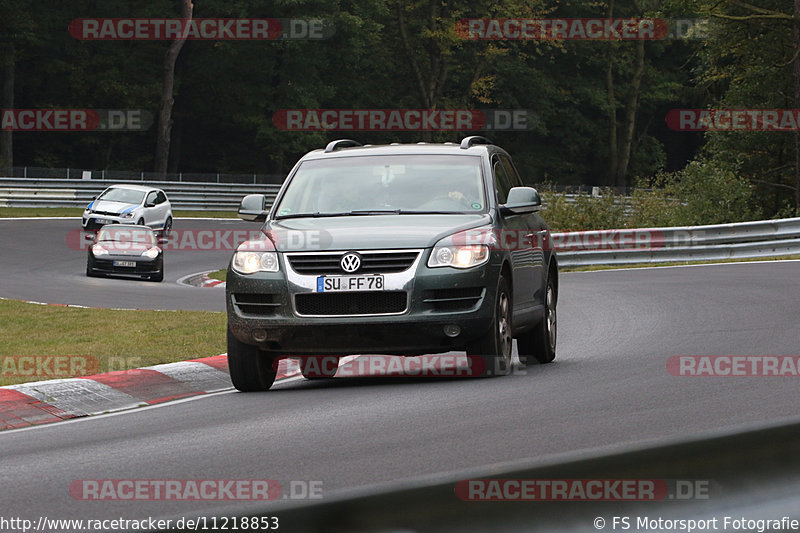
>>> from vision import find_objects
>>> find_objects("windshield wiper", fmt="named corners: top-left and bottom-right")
top-left (276, 210), bottom-right (402, 219)
top-left (395, 210), bottom-right (468, 215)
top-left (274, 209), bottom-right (474, 220)
top-left (274, 212), bottom-right (353, 220)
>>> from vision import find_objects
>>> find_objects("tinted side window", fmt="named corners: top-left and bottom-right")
top-left (499, 154), bottom-right (523, 188)
top-left (156, 191), bottom-right (167, 204)
top-left (493, 157), bottom-right (512, 204)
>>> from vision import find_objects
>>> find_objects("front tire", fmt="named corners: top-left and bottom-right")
top-left (227, 328), bottom-right (277, 391)
top-left (466, 274), bottom-right (513, 377)
top-left (518, 274), bottom-right (557, 364)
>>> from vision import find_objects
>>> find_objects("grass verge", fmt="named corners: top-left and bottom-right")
top-left (207, 269), bottom-right (227, 282)
top-left (0, 299), bottom-right (226, 386)
top-left (0, 207), bottom-right (236, 218)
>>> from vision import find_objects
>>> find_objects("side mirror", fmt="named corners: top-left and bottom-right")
top-left (499, 187), bottom-right (541, 216)
top-left (238, 194), bottom-right (269, 222)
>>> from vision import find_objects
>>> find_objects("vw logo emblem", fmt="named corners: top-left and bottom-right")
top-left (340, 253), bottom-right (361, 273)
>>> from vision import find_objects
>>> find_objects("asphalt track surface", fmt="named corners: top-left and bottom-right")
top-left (0, 218), bottom-right (257, 310)
top-left (1, 217), bottom-right (799, 528)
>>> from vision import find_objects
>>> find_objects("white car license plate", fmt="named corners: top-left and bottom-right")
top-left (95, 218), bottom-right (113, 225)
top-left (316, 275), bottom-right (384, 292)
top-left (113, 260), bottom-right (137, 267)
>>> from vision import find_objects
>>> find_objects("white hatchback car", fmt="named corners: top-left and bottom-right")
top-left (82, 185), bottom-right (172, 232)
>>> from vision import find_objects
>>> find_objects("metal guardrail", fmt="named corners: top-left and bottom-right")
top-left (553, 218), bottom-right (800, 267)
top-left (0, 166), bottom-right (285, 184)
top-left (0, 177), bottom-right (281, 211)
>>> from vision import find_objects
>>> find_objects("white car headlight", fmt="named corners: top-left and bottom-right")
top-left (121, 211), bottom-right (135, 219)
top-left (92, 245), bottom-right (109, 256)
top-left (232, 251), bottom-right (279, 274)
top-left (428, 244), bottom-right (489, 269)
top-left (142, 248), bottom-right (160, 259)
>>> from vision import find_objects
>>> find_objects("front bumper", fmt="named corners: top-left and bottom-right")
top-left (226, 250), bottom-right (501, 355)
top-left (88, 253), bottom-right (162, 277)
top-left (82, 213), bottom-right (137, 229)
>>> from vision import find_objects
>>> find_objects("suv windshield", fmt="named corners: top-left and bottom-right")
top-left (98, 187), bottom-right (145, 205)
top-left (274, 155), bottom-right (486, 217)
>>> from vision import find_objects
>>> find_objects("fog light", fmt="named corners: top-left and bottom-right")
top-left (252, 329), bottom-right (267, 342)
top-left (443, 324), bottom-right (461, 338)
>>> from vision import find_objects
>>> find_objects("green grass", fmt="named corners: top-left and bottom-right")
top-left (207, 269), bottom-right (227, 282)
top-left (0, 207), bottom-right (236, 218)
top-left (0, 299), bottom-right (226, 386)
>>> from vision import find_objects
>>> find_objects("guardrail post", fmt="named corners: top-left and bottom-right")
top-left (179, 173), bottom-right (182, 182)
top-left (23, 167), bottom-right (27, 178)
top-left (216, 173), bottom-right (220, 183)
top-left (140, 171), bottom-right (144, 180)
top-left (254, 174), bottom-right (256, 184)
top-left (67, 168), bottom-right (70, 179)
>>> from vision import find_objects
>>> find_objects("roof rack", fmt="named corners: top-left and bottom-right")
top-left (460, 136), bottom-right (492, 149)
top-left (324, 139), bottom-right (363, 153)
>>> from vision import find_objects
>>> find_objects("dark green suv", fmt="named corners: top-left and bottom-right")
top-left (226, 136), bottom-right (558, 391)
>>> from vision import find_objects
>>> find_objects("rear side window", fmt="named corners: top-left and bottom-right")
top-left (156, 191), bottom-right (167, 204)
top-left (492, 156), bottom-right (513, 204)
top-left (499, 154), bottom-right (523, 188)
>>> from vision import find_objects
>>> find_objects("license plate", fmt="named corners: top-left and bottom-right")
top-left (113, 260), bottom-right (136, 267)
top-left (316, 275), bottom-right (384, 292)
top-left (95, 218), bottom-right (113, 225)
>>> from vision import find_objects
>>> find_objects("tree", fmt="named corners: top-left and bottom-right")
top-left (154, 0), bottom-right (193, 174)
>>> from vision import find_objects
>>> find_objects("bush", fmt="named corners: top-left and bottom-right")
top-left (540, 160), bottom-right (760, 231)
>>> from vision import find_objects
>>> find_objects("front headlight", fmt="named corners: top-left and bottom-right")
top-left (232, 251), bottom-right (279, 274)
top-left (428, 245), bottom-right (489, 269)
top-left (92, 245), bottom-right (109, 256)
top-left (121, 212), bottom-right (135, 219)
top-left (142, 247), bottom-right (160, 259)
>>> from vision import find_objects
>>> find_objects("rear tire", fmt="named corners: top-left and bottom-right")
top-left (518, 275), bottom-right (557, 364)
top-left (163, 216), bottom-right (172, 235)
top-left (466, 274), bottom-right (513, 377)
top-left (227, 328), bottom-right (277, 391)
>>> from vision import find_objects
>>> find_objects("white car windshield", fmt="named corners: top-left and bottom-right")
top-left (274, 155), bottom-right (486, 217)
top-left (98, 188), bottom-right (146, 205)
